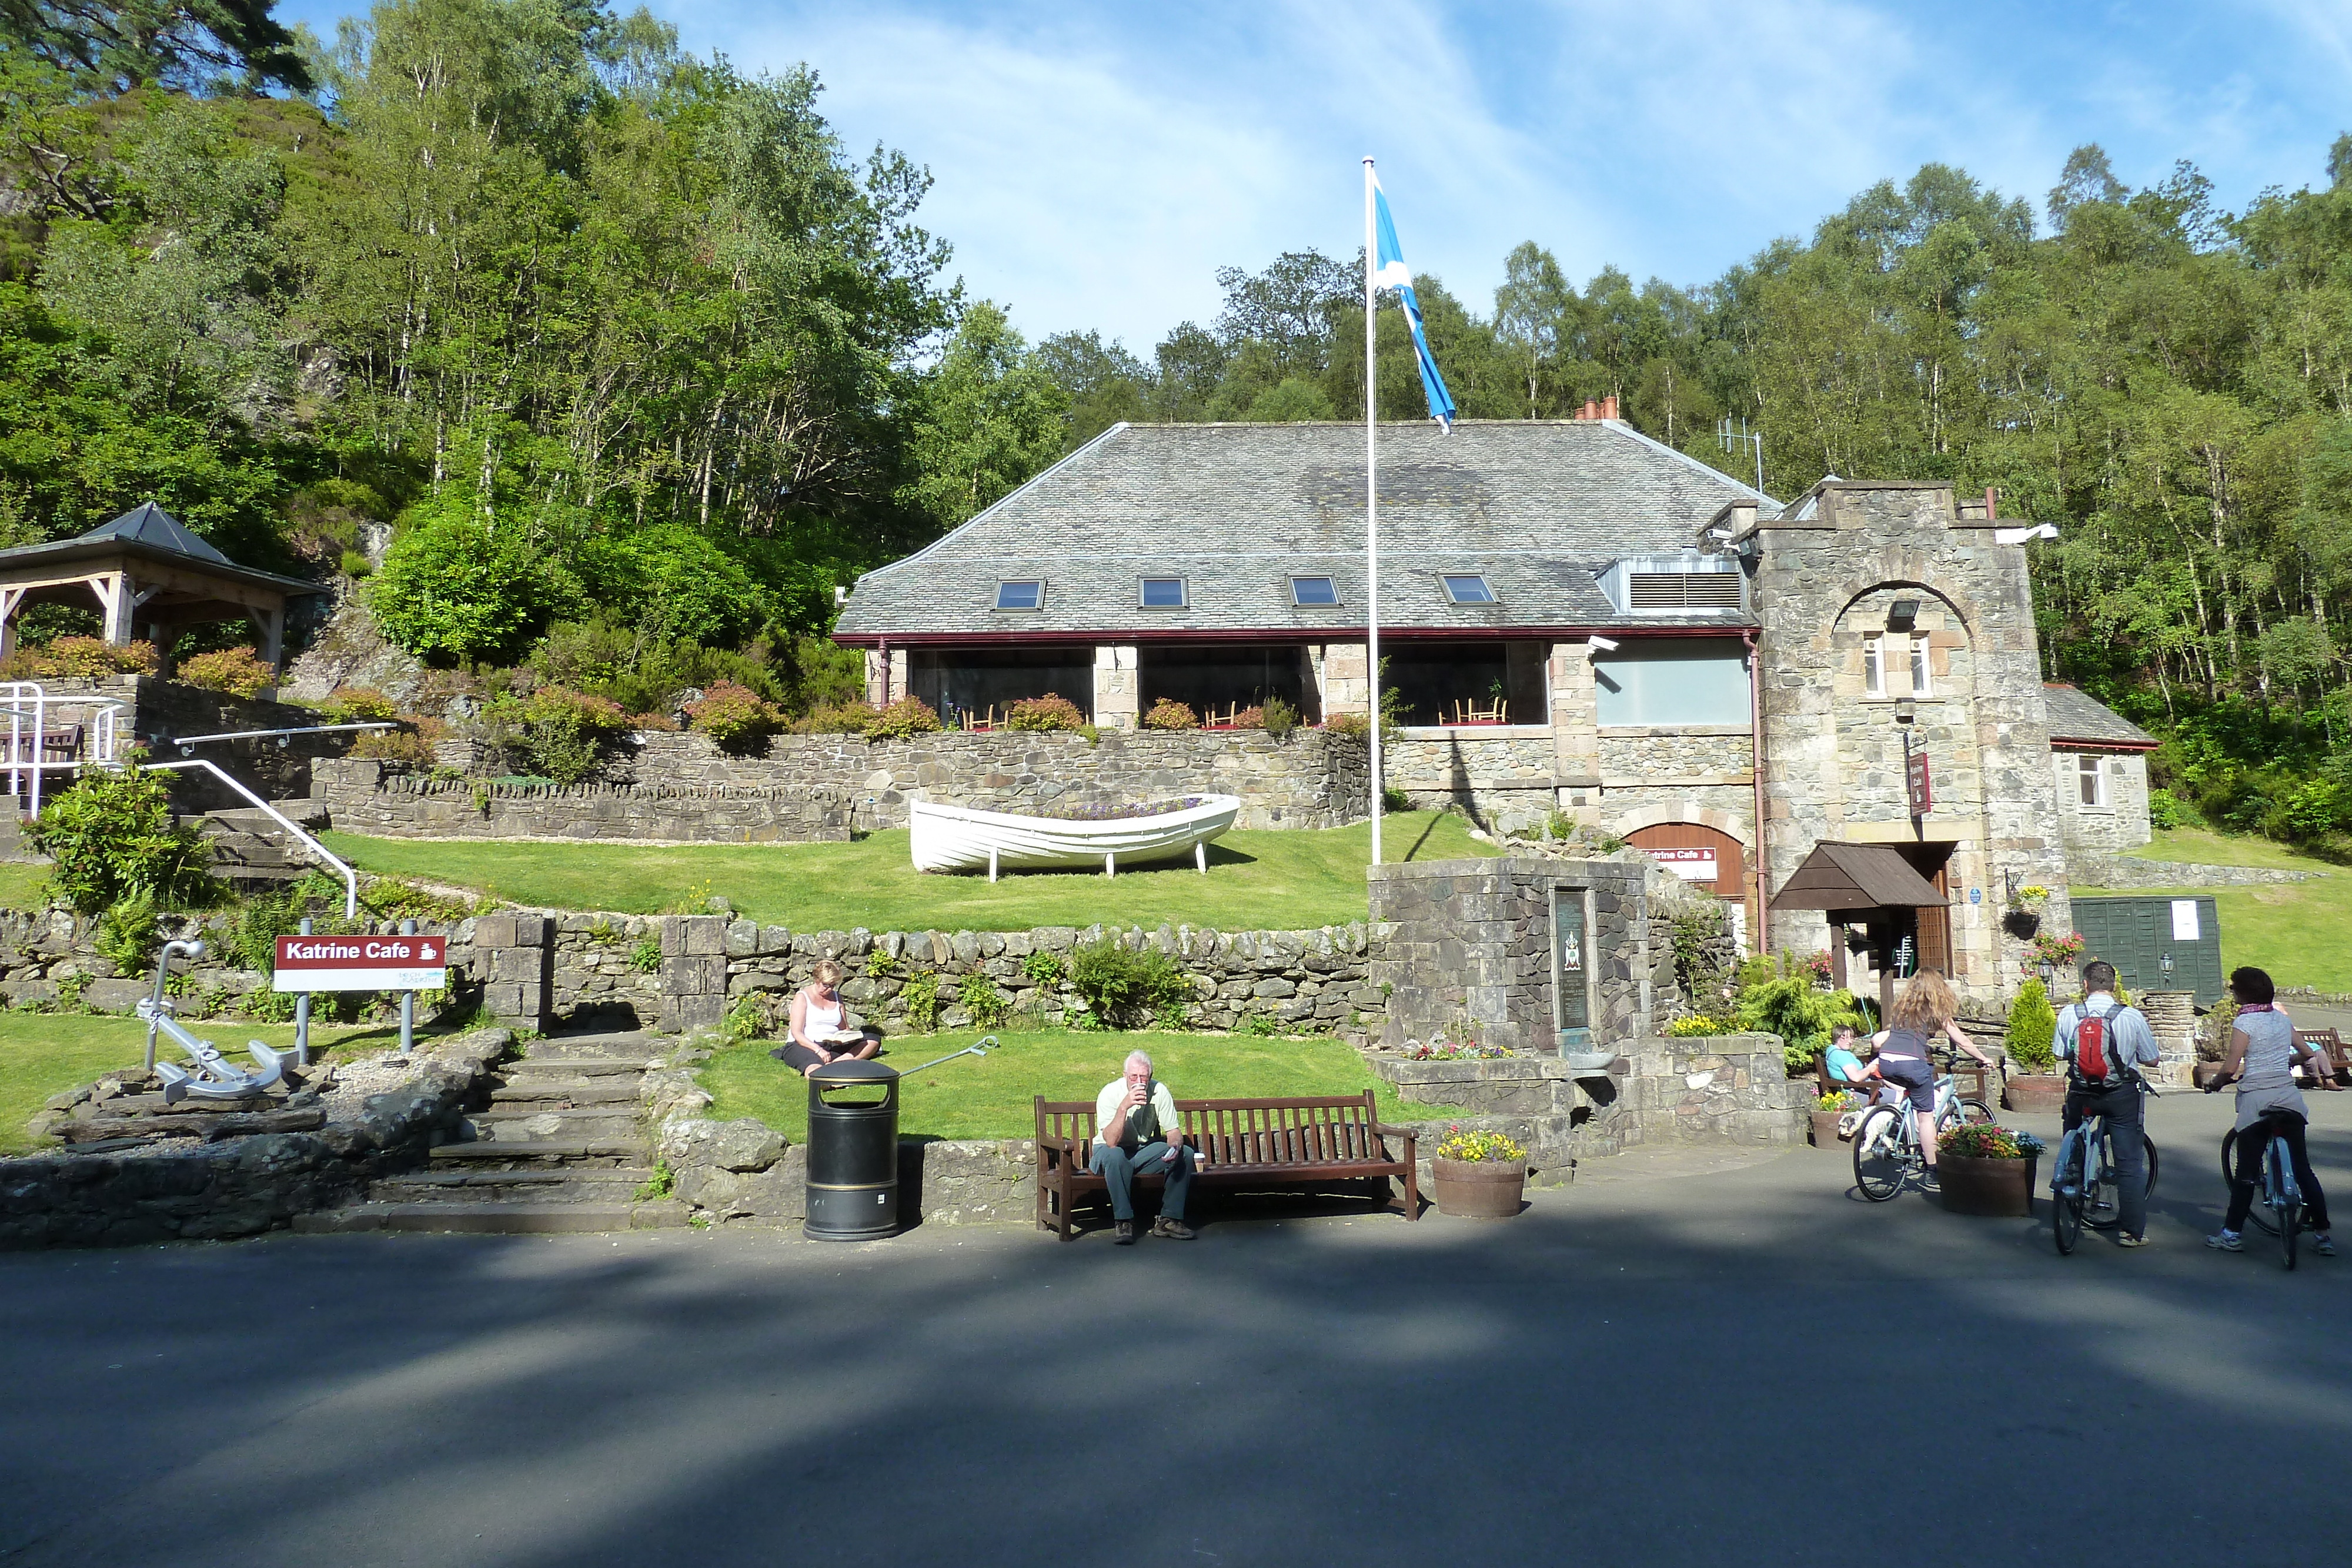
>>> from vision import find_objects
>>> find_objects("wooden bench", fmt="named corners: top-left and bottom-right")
top-left (1033, 1091), bottom-right (1419, 1241)
top-left (2294, 1028), bottom-right (2346, 1089)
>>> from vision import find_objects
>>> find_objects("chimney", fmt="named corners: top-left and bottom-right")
top-left (1602, 394), bottom-right (1619, 420)
top-left (1576, 399), bottom-right (1599, 420)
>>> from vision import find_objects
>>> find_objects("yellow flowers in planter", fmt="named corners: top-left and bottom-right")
top-left (1435, 1126), bottom-right (1525, 1163)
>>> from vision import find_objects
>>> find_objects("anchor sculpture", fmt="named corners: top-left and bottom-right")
top-left (139, 940), bottom-right (289, 1103)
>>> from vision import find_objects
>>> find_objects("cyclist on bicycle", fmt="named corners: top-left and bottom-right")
top-left (2053, 959), bottom-right (2160, 1246)
top-left (2206, 966), bottom-right (2334, 1256)
top-left (1870, 970), bottom-right (1999, 1188)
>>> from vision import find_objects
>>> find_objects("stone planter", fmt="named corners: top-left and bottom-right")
top-left (1431, 1157), bottom-right (1526, 1218)
top-left (1809, 1109), bottom-right (1847, 1147)
top-left (2003, 1074), bottom-right (2067, 1114)
top-left (1937, 1152), bottom-right (2037, 1218)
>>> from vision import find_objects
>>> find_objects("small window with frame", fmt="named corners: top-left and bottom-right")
top-left (1441, 573), bottom-right (1496, 605)
top-left (1909, 634), bottom-right (1932, 697)
top-left (1863, 634), bottom-right (1886, 698)
top-left (995, 580), bottom-right (1043, 611)
top-left (1139, 577), bottom-right (1188, 609)
top-left (2077, 753), bottom-right (2107, 808)
top-left (1289, 575), bottom-right (1340, 607)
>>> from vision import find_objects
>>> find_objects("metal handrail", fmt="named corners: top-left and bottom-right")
top-left (168, 722), bottom-right (396, 750)
top-left (145, 757), bottom-right (359, 917)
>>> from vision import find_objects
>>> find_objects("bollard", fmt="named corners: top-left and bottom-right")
top-left (293, 917), bottom-right (312, 1068)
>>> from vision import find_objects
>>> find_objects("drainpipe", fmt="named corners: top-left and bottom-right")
top-left (1745, 628), bottom-right (1769, 957)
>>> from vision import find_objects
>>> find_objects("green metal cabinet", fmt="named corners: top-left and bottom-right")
top-left (2066, 895), bottom-right (2225, 1006)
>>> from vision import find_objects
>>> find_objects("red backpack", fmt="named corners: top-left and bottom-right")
top-left (2072, 1004), bottom-right (2122, 1085)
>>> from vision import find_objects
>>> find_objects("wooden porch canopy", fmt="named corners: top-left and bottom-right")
top-left (0, 503), bottom-right (325, 671)
top-left (1768, 841), bottom-right (1949, 915)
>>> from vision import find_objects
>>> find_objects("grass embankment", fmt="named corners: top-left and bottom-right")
top-left (320, 810), bottom-right (1494, 932)
top-left (2081, 829), bottom-right (2347, 991)
top-left (0, 862), bottom-right (48, 910)
top-left (0, 1015), bottom-right (404, 1155)
top-left (700, 1028), bottom-right (1468, 1144)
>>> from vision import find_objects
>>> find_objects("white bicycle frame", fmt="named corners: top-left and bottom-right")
top-left (1856, 1075), bottom-right (1962, 1155)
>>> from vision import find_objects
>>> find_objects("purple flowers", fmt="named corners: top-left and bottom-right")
top-left (1034, 797), bottom-right (1209, 822)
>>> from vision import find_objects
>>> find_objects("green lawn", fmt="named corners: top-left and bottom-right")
top-left (320, 810), bottom-right (1494, 932)
top-left (2126, 828), bottom-right (2343, 874)
top-left (0, 862), bottom-right (48, 911)
top-left (1, 1014), bottom-right (406, 1155)
top-left (700, 1027), bottom-right (1469, 1143)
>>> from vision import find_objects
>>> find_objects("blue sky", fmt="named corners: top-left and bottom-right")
top-left (277, 1), bottom-right (2352, 352)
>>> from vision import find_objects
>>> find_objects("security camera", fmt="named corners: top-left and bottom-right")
top-left (1589, 636), bottom-right (1619, 651)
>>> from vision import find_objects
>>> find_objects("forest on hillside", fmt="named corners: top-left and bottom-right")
top-left (4, 2), bottom-right (2350, 854)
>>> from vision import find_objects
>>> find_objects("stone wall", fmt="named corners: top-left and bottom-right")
top-left (1597, 727), bottom-right (1752, 783)
top-left (1368, 853), bottom-right (1686, 1057)
top-left (15, 676), bottom-right (356, 814)
top-left (0, 1028), bottom-right (510, 1248)
top-left (653, 914), bottom-right (1388, 1039)
top-left (313, 761), bottom-right (853, 843)
top-left (2067, 853), bottom-right (2322, 888)
top-left (319, 728), bottom-right (1370, 840)
top-left (2056, 751), bottom-right (2153, 852)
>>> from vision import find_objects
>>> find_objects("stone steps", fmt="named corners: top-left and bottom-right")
top-left (301, 1032), bottom-right (685, 1234)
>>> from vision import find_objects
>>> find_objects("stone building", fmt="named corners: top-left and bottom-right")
top-left (2042, 683), bottom-right (2157, 851)
top-left (831, 420), bottom-right (2140, 1005)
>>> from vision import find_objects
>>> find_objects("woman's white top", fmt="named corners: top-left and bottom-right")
top-left (801, 991), bottom-right (856, 1042)
top-left (2234, 1009), bottom-right (2307, 1132)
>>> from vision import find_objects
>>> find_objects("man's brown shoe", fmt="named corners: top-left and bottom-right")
top-left (1114, 1219), bottom-right (1137, 1245)
top-left (1152, 1217), bottom-right (1195, 1240)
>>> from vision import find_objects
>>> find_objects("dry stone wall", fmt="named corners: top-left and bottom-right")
top-left (315, 761), bottom-right (852, 842)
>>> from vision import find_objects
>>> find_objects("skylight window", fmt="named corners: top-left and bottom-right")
top-left (1290, 576), bottom-right (1339, 607)
top-left (1441, 573), bottom-right (1496, 605)
top-left (1140, 577), bottom-right (1188, 609)
top-left (995, 580), bottom-right (1043, 611)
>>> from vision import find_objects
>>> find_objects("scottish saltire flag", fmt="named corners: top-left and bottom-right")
top-left (1371, 176), bottom-right (1458, 430)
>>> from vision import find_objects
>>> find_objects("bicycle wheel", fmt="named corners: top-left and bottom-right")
top-left (2141, 1134), bottom-right (2159, 1199)
top-left (2052, 1134), bottom-right (2084, 1255)
top-left (1853, 1106), bottom-right (1906, 1202)
top-left (2227, 1128), bottom-right (2281, 1235)
top-left (2084, 1128), bottom-right (2123, 1230)
top-left (2274, 1145), bottom-right (2299, 1271)
top-left (1956, 1099), bottom-right (1994, 1126)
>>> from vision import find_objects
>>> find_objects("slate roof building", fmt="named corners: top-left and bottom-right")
top-left (836, 416), bottom-right (2152, 1000)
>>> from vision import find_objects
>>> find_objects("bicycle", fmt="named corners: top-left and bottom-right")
top-left (1851, 1074), bottom-right (1994, 1201)
top-left (2049, 1071), bottom-right (2161, 1255)
top-left (2218, 1112), bottom-right (2307, 1271)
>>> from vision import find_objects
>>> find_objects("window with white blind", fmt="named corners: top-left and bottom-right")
top-left (1863, 634), bottom-right (1886, 698)
top-left (1909, 634), bottom-right (1932, 697)
top-left (2077, 754), bottom-right (2107, 808)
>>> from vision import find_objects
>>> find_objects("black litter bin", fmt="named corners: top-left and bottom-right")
top-left (804, 1058), bottom-right (900, 1240)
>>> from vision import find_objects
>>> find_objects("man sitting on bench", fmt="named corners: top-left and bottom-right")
top-left (1092, 1049), bottom-right (1195, 1244)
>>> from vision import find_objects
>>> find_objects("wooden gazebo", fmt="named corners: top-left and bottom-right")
top-left (1769, 840), bottom-right (1955, 1016)
top-left (0, 503), bottom-right (325, 673)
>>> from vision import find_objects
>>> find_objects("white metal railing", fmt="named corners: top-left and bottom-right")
top-left (2, 684), bottom-right (126, 820)
top-left (166, 721), bottom-right (394, 751)
top-left (145, 757), bottom-right (359, 918)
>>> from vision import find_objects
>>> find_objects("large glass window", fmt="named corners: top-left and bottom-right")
top-left (1593, 638), bottom-right (1750, 726)
top-left (1384, 641), bottom-right (1546, 726)
top-left (908, 648), bottom-right (1094, 726)
top-left (1138, 644), bottom-right (1308, 721)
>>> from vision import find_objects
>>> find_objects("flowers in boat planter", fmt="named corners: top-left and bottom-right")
top-left (1034, 796), bottom-right (1209, 822)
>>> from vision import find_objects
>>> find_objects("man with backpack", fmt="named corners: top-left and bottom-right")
top-left (2053, 959), bottom-right (2163, 1246)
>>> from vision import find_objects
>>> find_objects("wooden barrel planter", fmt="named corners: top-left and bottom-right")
top-left (1431, 1157), bottom-right (1526, 1218)
top-left (1809, 1109), bottom-right (1847, 1147)
top-left (2003, 1074), bottom-right (2067, 1114)
top-left (1937, 1152), bottom-right (2037, 1216)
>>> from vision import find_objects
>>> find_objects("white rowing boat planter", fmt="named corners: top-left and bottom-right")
top-left (273, 934), bottom-right (450, 991)
top-left (909, 795), bottom-right (1242, 881)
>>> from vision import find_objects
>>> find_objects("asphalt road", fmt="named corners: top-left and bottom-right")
top-left (4, 1089), bottom-right (2348, 1568)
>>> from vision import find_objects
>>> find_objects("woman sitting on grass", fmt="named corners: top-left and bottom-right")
top-left (773, 959), bottom-right (883, 1076)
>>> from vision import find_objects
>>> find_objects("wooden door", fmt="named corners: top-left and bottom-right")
top-left (1625, 823), bottom-right (1745, 899)
top-left (1893, 843), bottom-right (1956, 976)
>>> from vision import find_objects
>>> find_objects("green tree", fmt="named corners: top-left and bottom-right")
top-left (897, 301), bottom-right (1067, 529)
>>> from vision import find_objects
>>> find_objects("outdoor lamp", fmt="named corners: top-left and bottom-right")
top-left (1895, 698), bottom-right (1916, 724)
top-left (1887, 598), bottom-right (1920, 631)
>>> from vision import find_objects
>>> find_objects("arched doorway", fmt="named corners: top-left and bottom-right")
top-left (1624, 823), bottom-right (1745, 899)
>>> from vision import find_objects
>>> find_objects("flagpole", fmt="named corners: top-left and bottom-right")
top-left (1364, 156), bottom-right (1381, 868)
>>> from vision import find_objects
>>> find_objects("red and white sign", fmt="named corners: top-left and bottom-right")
top-left (273, 934), bottom-right (448, 992)
top-left (1641, 846), bottom-right (1719, 883)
